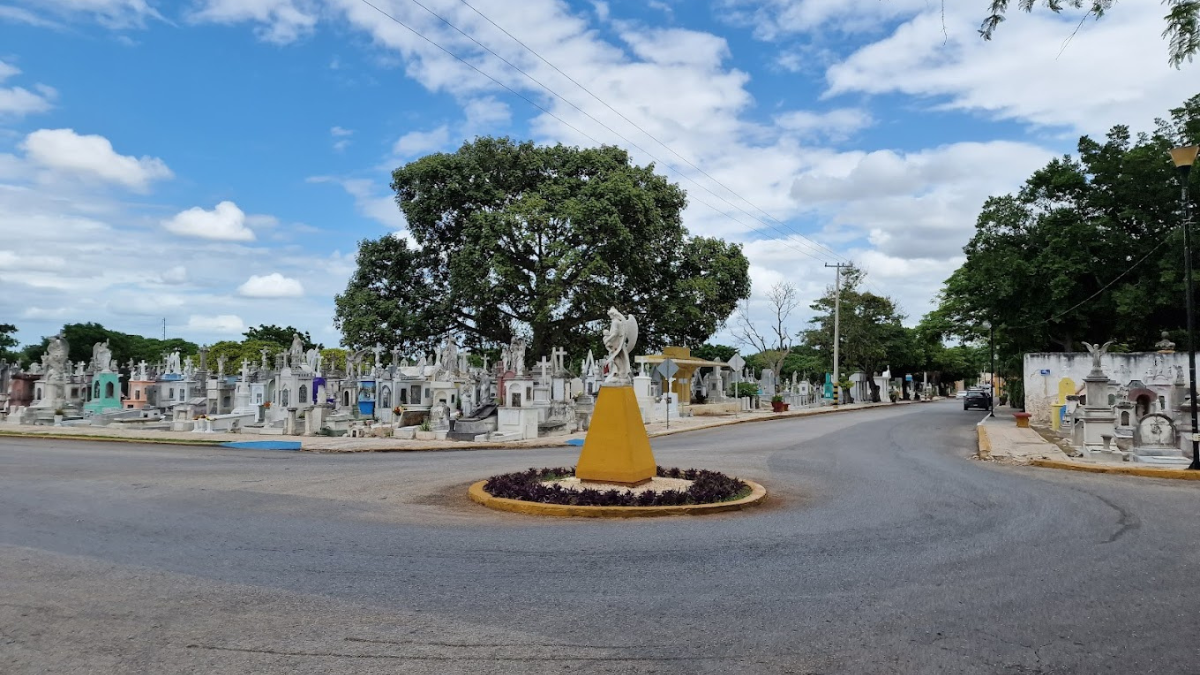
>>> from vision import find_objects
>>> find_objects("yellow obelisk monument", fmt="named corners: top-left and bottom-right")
top-left (575, 308), bottom-right (657, 485)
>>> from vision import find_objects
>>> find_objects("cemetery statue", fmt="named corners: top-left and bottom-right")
top-left (92, 340), bottom-right (114, 373)
top-left (290, 333), bottom-right (305, 366)
top-left (137, 360), bottom-right (148, 381)
top-left (510, 337), bottom-right (526, 377)
top-left (259, 348), bottom-right (270, 371)
top-left (305, 348), bottom-right (321, 374)
top-left (1156, 331), bottom-right (1176, 352)
top-left (28, 361), bottom-right (42, 375)
top-left (1082, 340), bottom-right (1114, 376)
top-left (602, 307), bottom-right (638, 385)
top-left (184, 355), bottom-right (194, 379)
top-left (166, 350), bottom-right (181, 375)
top-left (74, 361), bottom-right (85, 377)
top-left (217, 355), bottom-right (227, 377)
top-left (500, 344), bottom-right (511, 374)
top-left (46, 333), bottom-right (68, 372)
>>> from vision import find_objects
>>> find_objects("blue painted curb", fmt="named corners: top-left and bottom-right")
top-left (565, 439), bottom-right (584, 447)
top-left (221, 440), bottom-right (302, 451)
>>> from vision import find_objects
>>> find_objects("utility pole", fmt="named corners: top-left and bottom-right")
top-left (162, 318), bottom-right (167, 341)
top-left (825, 263), bottom-right (849, 406)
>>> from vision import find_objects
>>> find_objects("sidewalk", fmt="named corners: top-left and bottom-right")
top-left (0, 398), bottom-right (927, 452)
top-left (977, 411), bottom-right (1200, 480)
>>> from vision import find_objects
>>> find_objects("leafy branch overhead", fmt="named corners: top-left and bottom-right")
top-left (979, 0), bottom-right (1199, 66)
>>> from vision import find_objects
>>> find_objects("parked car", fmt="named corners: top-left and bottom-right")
top-left (955, 390), bottom-right (968, 399)
top-left (963, 390), bottom-right (992, 410)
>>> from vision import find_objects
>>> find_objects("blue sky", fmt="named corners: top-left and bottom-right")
top-left (1, 0), bottom-right (1196, 353)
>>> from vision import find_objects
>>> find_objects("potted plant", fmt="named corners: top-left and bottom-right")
top-left (770, 394), bottom-right (786, 413)
top-left (415, 419), bottom-right (435, 441)
top-left (53, 407), bottom-right (65, 426)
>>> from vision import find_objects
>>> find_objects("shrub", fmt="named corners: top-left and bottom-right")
top-left (482, 466), bottom-right (749, 507)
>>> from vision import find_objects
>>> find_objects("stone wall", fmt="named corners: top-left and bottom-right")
top-left (1023, 351), bottom-right (1188, 425)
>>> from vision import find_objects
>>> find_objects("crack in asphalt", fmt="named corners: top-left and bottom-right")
top-left (184, 643), bottom-right (786, 662)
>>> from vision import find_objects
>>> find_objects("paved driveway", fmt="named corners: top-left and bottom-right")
top-left (3, 401), bottom-right (1198, 673)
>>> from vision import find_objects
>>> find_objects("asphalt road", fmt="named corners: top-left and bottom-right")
top-left (4, 401), bottom-right (1200, 674)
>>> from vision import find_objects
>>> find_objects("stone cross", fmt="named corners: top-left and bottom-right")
top-left (372, 343), bottom-right (384, 370)
top-left (552, 346), bottom-right (567, 374)
top-left (391, 346), bottom-right (403, 366)
top-left (137, 360), bottom-right (148, 381)
top-left (240, 359), bottom-right (250, 381)
top-left (536, 356), bottom-right (552, 381)
top-left (217, 355), bottom-right (227, 378)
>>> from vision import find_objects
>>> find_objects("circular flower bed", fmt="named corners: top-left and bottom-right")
top-left (483, 466), bottom-right (750, 507)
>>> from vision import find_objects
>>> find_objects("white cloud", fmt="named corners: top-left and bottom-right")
top-left (309, 176), bottom-right (407, 230)
top-left (189, 0), bottom-right (318, 44)
top-left (462, 97), bottom-right (510, 135)
top-left (11, 0), bottom-right (162, 28)
top-left (0, 250), bottom-right (67, 271)
top-left (162, 201), bottom-right (256, 241)
top-left (186, 314), bottom-right (247, 334)
top-left (0, 61), bottom-right (56, 116)
top-left (238, 272), bottom-right (305, 298)
top-left (331, 125), bottom-right (353, 152)
top-left (22, 128), bottom-right (172, 190)
top-left (774, 108), bottom-right (872, 141)
top-left (157, 265), bottom-right (188, 284)
top-left (823, 4), bottom-right (1200, 136)
top-left (393, 125), bottom-right (451, 159)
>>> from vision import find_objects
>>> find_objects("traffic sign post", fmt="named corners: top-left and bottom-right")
top-left (657, 359), bottom-right (679, 429)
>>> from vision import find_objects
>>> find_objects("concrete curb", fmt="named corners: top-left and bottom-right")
top-left (468, 479), bottom-right (768, 518)
top-left (0, 400), bottom-right (933, 453)
top-left (645, 400), bottom-right (929, 439)
top-left (0, 430), bottom-right (226, 448)
top-left (1029, 458), bottom-right (1200, 481)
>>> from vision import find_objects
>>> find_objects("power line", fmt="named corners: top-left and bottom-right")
top-left (360, 0), bottom-right (840, 265)
top-left (453, 0), bottom-right (852, 265)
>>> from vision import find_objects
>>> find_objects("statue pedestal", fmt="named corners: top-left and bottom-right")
top-left (575, 385), bottom-right (657, 485)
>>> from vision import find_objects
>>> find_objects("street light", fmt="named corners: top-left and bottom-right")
top-left (1170, 144), bottom-right (1199, 470)
top-left (981, 320), bottom-right (995, 416)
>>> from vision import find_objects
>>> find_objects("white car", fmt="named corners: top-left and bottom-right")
top-left (955, 390), bottom-right (968, 399)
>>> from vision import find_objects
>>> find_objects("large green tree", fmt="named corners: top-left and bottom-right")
top-left (978, 0), bottom-right (1199, 67)
top-left (934, 94), bottom-right (1200, 406)
top-left (803, 267), bottom-right (911, 402)
top-left (337, 137), bottom-right (751, 362)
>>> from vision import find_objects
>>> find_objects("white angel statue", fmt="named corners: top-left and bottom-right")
top-left (602, 307), bottom-right (638, 385)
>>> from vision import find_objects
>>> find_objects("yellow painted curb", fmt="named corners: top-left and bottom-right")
top-left (976, 425), bottom-right (992, 459)
top-left (468, 479), bottom-right (768, 518)
top-left (1030, 458), bottom-right (1200, 480)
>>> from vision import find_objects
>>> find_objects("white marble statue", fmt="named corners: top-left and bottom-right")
top-left (1082, 340), bottom-right (1114, 375)
top-left (183, 355), bottom-right (195, 380)
top-left (137, 360), bottom-right (148, 381)
top-left (165, 350), bottom-right (181, 375)
top-left (92, 340), bottom-right (113, 373)
top-left (602, 307), bottom-right (638, 385)
top-left (510, 337), bottom-right (526, 377)
top-left (500, 344), bottom-right (511, 374)
top-left (305, 348), bottom-right (321, 374)
top-left (290, 333), bottom-right (305, 365)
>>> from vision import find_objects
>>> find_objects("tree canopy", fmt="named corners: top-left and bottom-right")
top-left (336, 137), bottom-right (751, 364)
top-left (979, 0), bottom-right (1200, 67)
top-left (13, 323), bottom-right (199, 370)
top-left (803, 267), bottom-right (911, 401)
top-left (932, 93), bottom-right (1200, 406)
